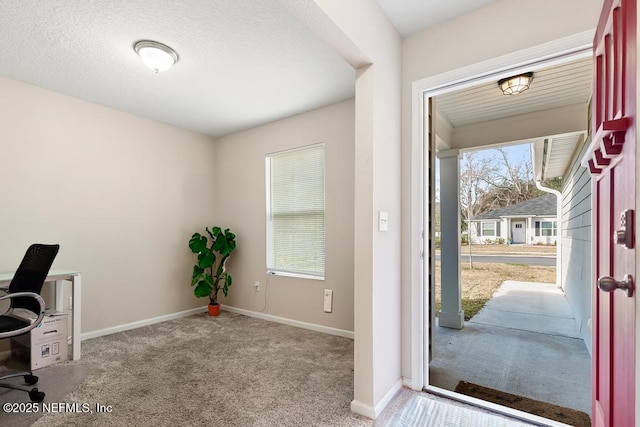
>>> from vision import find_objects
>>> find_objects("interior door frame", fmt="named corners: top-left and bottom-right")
top-left (408, 30), bottom-right (594, 425)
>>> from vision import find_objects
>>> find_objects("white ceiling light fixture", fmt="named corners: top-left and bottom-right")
top-left (498, 72), bottom-right (534, 95)
top-left (134, 40), bottom-right (178, 73)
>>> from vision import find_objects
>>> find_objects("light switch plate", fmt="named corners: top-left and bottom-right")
top-left (379, 211), bottom-right (389, 232)
top-left (324, 289), bottom-right (333, 313)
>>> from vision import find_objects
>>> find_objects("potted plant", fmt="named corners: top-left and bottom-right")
top-left (188, 227), bottom-right (236, 316)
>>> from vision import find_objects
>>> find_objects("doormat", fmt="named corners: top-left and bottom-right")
top-left (454, 381), bottom-right (591, 427)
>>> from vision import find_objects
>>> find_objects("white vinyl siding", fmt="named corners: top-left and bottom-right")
top-left (561, 134), bottom-right (593, 352)
top-left (266, 144), bottom-right (325, 279)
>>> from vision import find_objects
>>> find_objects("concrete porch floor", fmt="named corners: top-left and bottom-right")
top-left (429, 280), bottom-right (591, 416)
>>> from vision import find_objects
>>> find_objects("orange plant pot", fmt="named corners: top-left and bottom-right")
top-left (208, 303), bottom-right (220, 316)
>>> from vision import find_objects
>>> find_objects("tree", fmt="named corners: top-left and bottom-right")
top-left (458, 146), bottom-right (564, 264)
top-left (482, 148), bottom-right (535, 208)
top-left (477, 148), bottom-right (564, 212)
top-left (459, 151), bottom-right (498, 268)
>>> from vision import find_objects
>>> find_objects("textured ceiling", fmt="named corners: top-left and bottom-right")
top-left (0, 0), bottom-right (356, 137)
top-left (376, 0), bottom-right (497, 36)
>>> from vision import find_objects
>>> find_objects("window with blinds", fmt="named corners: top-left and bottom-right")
top-left (266, 144), bottom-right (325, 279)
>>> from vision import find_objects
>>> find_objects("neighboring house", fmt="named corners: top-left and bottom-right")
top-left (468, 194), bottom-right (558, 245)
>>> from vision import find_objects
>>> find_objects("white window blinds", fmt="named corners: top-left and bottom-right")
top-left (266, 144), bottom-right (325, 278)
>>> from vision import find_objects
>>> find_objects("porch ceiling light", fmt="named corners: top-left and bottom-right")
top-left (134, 40), bottom-right (178, 73)
top-left (498, 72), bottom-right (534, 95)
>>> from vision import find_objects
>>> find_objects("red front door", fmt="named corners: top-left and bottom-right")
top-left (589, 1), bottom-right (636, 426)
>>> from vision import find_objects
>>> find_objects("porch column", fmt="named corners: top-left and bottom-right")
top-left (437, 149), bottom-right (464, 329)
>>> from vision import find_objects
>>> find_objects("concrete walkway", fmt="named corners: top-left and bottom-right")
top-left (429, 280), bottom-right (591, 415)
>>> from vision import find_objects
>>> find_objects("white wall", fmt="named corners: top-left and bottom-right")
top-left (451, 104), bottom-right (587, 150)
top-left (400, 0), bottom-right (603, 382)
top-left (282, 0), bottom-right (403, 417)
top-left (0, 77), bottom-right (216, 334)
top-left (213, 99), bottom-right (355, 332)
top-left (312, 0), bottom-right (402, 416)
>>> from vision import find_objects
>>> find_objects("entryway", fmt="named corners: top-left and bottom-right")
top-left (409, 30), bottom-right (596, 425)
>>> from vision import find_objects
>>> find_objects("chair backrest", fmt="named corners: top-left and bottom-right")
top-left (8, 244), bottom-right (60, 314)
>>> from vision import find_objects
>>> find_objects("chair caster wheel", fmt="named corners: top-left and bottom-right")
top-left (29, 389), bottom-right (45, 403)
top-left (24, 374), bottom-right (38, 385)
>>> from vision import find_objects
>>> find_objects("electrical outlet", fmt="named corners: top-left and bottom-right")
top-left (254, 281), bottom-right (260, 292)
top-left (323, 289), bottom-right (333, 313)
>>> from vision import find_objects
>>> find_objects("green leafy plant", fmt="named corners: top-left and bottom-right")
top-left (188, 227), bottom-right (237, 306)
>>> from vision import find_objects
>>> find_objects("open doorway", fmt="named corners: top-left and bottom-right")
top-left (431, 142), bottom-right (591, 421)
top-left (420, 50), bottom-right (594, 424)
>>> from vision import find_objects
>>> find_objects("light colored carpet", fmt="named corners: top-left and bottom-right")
top-left (2, 312), bottom-right (372, 427)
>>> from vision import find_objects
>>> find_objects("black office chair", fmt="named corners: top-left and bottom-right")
top-left (0, 243), bottom-right (59, 402)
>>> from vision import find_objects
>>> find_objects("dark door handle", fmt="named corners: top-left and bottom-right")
top-left (598, 274), bottom-right (634, 297)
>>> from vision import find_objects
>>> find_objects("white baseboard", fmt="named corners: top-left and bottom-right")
top-left (374, 379), bottom-right (403, 417)
top-left (221, 305), bottom-right (354, 339)
top-left (80, 304), bottom-right (354, 342)
top-left (81, 306), bottom-right (207, 341)
top-left (350, 399), bottom-right (375, 419)
top-left (351, 378), bottom-right (403, 419)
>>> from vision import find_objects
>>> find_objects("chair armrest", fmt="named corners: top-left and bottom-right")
top-left (0, 287), bottom-right (8, 315)
top-left (0, 292), bottom-right (46, 339)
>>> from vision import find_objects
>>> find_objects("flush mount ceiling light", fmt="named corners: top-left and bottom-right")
top-left (134, 40), bottom-right (178, 73)
top-left (497, 72), bottom-right (534, 95)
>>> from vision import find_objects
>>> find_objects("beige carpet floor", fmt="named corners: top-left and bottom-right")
top-left (1, 312), bottom-right (372, 427)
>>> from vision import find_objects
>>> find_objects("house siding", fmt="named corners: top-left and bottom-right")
top-left (561, 136), bottom-right (593, 353)
top-left (469, 216), bottom-right (558, 245)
